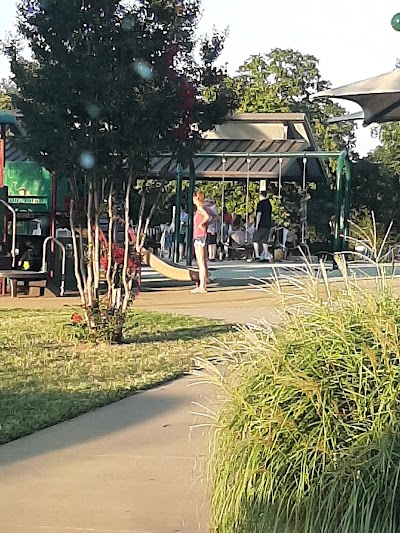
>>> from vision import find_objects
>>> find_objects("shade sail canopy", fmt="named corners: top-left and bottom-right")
top-left (313, 70), bottom-right (400, 125)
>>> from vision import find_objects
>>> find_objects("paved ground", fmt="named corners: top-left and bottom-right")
top-left (0, 377), bottom-right (215, 533)
top-left (1, 260), bottom-right (400, 532)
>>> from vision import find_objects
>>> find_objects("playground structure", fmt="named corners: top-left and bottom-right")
top-left (0, 111), bottom-right (351, 295)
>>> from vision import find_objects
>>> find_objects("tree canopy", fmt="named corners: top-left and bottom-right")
top-left (7, 0), bottom-right (235, 184)
top-left (235, 49), bottom-right (356, 155)
top-left (202, 49), bottom-right (356, 240)
top-left (5, 0), bottom-right (236, 327)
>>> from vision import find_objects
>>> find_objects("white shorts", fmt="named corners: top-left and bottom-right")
top-left (194, 237), bottom-right (207, 248)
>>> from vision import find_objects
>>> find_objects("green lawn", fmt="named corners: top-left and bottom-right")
top-left (0, 308), bottom-right (231, 445)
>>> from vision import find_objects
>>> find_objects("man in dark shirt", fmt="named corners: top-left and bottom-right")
top-left (252, 191), bottom-right (272, 262)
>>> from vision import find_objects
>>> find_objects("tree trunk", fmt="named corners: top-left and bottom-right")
top-left (69, 200), bottom-right (86, 305)
top-left (78, 224), bottom-right (88, 293)
top-left (139, 186), bottom-right (163, 251)
top-left (86, 177), bottom-right (94, 308)
top-left (93, 181), bottom-right (101, 300)
top-left (135, 192), bottom-right (146, 252)
top-left (106, 183), bottom-right (114, 301)
top-left (122, 171), bottom-right (133, 313)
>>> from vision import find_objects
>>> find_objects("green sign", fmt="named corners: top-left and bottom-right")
top-left (4, 162), bottom-right (51, 212)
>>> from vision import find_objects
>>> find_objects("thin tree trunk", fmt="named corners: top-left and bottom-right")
top-left (106, 182), bottom-right (114, 302)
top-left (93, 181), bottom-right (101, 300)
top-left (78, 225), bottom-right (88, 294)
top-left (139, 186), bottom-right (163, 251)
top-left (69, 200), bottom-right (85, 305)
top-left (135, 191), bottom-right (146, 252)
top-left (86, 177), bottom-right (94, 308)
top-left (122, 171), bottom-right (133, 313)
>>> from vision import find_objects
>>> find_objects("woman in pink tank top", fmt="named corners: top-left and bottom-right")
top-left (192, 190), bottom-right (210, 293)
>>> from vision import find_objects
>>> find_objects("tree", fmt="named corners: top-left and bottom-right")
top-left (8, 0), bottom-right (234, 339)
top-left (348, 124), bottom-right (400, 235)
top-left (0, 79), bottom-right (14, 110)
top-left (372, 122), bottom-right (400, 177)
top-left (202, 49), bottom-right (355, 241)
top-left (235, 49), bottom-right (356, 154)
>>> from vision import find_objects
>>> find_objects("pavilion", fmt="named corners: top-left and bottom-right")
top-left (150, 113), bottom-right (327, 263)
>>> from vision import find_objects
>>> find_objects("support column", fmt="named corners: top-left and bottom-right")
top-left (173, 162), bottom-right (183, 264)
top-left (186, 158), bottom-right (195, 266)
top-left (333, 151), bottom-right (351, 257)
top-left (0, 136), bottom-right (4, 188)
top-left (50, 171), bottom-right (57, 277)
top-left (343, 158), bottom-right (352, 251)
top-left (334, 152), bottom-right (347, 253)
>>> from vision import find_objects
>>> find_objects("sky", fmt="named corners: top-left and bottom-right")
top-left (1, 0), bottom-right (400, 155)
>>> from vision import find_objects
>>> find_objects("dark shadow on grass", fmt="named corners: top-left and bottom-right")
top-left (123, 323), bottom-right (231, 344)
top-left (0, 378), bottom-right (188, 467)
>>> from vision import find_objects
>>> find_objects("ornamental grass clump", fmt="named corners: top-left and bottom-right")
top-left (208, 254), bottom-right (400, 533)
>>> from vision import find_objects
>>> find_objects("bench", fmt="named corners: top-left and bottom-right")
top-left (0, 270), bottom-right (49, 298)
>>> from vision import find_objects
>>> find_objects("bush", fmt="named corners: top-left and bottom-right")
top-left (207, 259), bottom-right (400, 533)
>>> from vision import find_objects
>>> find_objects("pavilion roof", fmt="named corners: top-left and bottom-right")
top-left (150, 113), bottom-right (327, 183)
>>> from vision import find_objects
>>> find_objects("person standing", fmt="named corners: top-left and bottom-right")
top-left (192, 191), bottom-right (210, 293)
top-left (205, 198), bottom-right (220, 262)
top-left (222, 207), bottom-right (233, 241)
top-left (251, 191), bottom-right (272, 262)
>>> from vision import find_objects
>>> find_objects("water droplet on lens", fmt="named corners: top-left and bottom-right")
top-left (86, 104), bottom-right (101, 119)
top-left (122, 16), bottom-right (134, 31)
top-left (133, 60), bottom-right (153, 81)
top-left (79, 152), bottom-right (96, 170)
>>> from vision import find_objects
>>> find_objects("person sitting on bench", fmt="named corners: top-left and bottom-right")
top-left (18, 241), bottom-right (40, 271)
top-left (228, 215), bottom-right (246, 259)
top-left (18, 241), bottom-right (41, 294)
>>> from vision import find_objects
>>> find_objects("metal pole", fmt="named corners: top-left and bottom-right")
top-left (186, 159), bottom-right (196, 266)
top-left (0, 125), bottom-right (6, 188)
top-left (42, 236), bottom-right (66, 295)
top-left (0, 199), bottom-right (16, 267)
top-left (220, 157), bottom-right (226, 244)
top-left (343, 158), bottom-right (352, 250)
top-left (245, 158), bottom-right (250, 238)
top-left (0, 138), bottom-right (4, 189)
top-left (173, 162), bottom-right (183, 263)
top-left (50, 171), bottom-right (57, 277)
top-left (159, 150), bottom-right (344, 160)
top-left (334, 151), bottom-right (347, 253)
top-left (301, 157), bottom-right (308, 245)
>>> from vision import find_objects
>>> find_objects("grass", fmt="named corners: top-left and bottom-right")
top-left (0, 308), bottom-right (232, 445)
top-left (205, 253), bottom-right (400, 533)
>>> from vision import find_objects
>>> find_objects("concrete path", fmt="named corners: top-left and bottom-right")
top-left (0, 377), bottom-right (216, 533)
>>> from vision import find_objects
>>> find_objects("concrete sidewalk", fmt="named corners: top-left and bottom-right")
top-left (0, 377), bottom-right (215, 533)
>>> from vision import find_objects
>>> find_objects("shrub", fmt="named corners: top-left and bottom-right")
top-left (207, 258), bottom-right (400, 533)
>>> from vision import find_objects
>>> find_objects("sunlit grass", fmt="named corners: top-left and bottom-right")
top-left (0, 308), bottom-right (232, 445)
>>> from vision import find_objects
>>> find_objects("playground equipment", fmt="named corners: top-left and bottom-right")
top-left (0, 198), bottom-right (16, 266)
top-left (218, 153), bottom-right (310, 252)
top-left (42, 236), bottom-right (66, 296)
top-left (313, 69), bottom-right (400, 126)
top-left (0, 237), bottom-right (66, 298)
top-left (169, 150), bottom-right (351, 264)
top-left (141, 247), bottom-right (200, 282)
